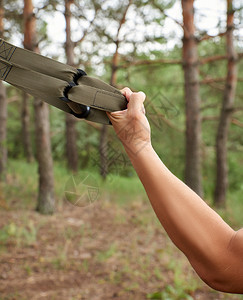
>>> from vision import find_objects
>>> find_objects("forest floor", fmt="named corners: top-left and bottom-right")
top-left (0, 195), bottom-right (242, 300)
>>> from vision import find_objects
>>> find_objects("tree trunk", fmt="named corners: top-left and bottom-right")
top-left (98, 49), bottom-right (119, 179)
top-left (99, 124), bottom-right (108, 178)
top-left (64, 0), bottom-right (79, 172)
top-left (24, 0), bottom-right (55, 214)
top-left (0, 1), bottom-right (7, 181)
top-left (98, 2), bottom-right (131, 179)
top-left (214, 0), bottom-right (238, 207)
top-left (0, 81), bottom-right (7, 181)
top-left (182, 0), bottom-right (203, 197)
top-left (21, 91), bottom-right (33, 163)
top-left (34, 99), bottom-right (55, 214)
top-left (65, 114), bottom-right (78, 172)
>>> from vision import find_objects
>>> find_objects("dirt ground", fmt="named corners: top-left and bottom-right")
top-left (0, 199), bottom-right (242, 300)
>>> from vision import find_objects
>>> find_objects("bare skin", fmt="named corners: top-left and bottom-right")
top-left (107, 87), bottom-right (243, 294)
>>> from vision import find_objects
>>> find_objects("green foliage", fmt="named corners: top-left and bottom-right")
top-left (147, 259), bottom-right (198, 299)
top-left (96, 242), bottom-right (117, 262)
top-left (147, 285), bottom-right (194, 300)
top-left (3, 159), bottom-right (147, 210)
top-left (0, 221), bottom-right (37, 248)
top-left (3, 0), bottom-right (243, 213)
top-left (51, 248), bottom-right (68, 270)
top-left (0, 293), bottom-right (28, 300)
top-left (1, 2), bottom-right (243, 299)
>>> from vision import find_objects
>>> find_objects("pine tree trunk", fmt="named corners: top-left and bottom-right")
top-left (0, 1), bottom-right (7, 181)
top-left (65, 114), bottom-right (78, 172)
top-left (64, 0), bottom-right (79, 172)
top-left (182, 0), bottom-right (203, 197)
top-left (0, 81), bottom-right (7, 181)
top-left (21, 92), bottom-right (33, 163)
top-left (99, 25), bottom-right (121, 179)
top-left (24, 0), bottom-right (55, 214)
top-left (34, 99), bottom-right (55, 214)
top-left (99, 125), bottom-right (108, 178)
top-left (98, 2), bottom-right (131, 179)
top-left (214, 0), bottom-right (238, 207)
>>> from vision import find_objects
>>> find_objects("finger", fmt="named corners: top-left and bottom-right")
top-left (106, 112), bottom-right (115, 126)
top-left (120, 87), bottom-right (133, 101)
top-left (128, 91), bottom-right (146, 116)
top-left (106, 110), bottom-right (126, 122)
top-left (106, 111), bottom-right (115, 124)
top-left (135, 91), bottom-right (146, 103)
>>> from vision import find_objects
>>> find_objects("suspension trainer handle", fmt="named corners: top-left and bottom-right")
top-left (0, 39), bottom-right (127, 125)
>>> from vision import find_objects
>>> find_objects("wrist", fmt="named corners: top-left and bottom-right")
top-left (123, 141), bottom-right (154, 161)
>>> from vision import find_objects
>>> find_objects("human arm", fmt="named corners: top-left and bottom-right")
top-left (107, 87), bottom-right (243, 294)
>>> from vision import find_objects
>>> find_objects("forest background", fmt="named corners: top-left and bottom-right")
top-left (0, 0), bottom-right (242, 299)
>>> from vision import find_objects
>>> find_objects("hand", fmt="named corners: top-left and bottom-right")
top-left (107, 87), bottom-right (151, 157)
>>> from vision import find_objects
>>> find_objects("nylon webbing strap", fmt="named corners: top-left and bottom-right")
top-left (0, 39), bottom-right (127, 124)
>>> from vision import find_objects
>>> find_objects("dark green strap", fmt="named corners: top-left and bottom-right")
top-left (0, 39), bottom-right (127, 125)
top-left (0, 39), bottom-right (77, 82)
top-left (68, 77), bottom-right (127, 112)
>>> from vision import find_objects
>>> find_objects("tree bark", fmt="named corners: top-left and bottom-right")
top-left (99, 41), bottom-right (119, 179)
top-left (99, 124), bottom-right (108, 178)
top-left (0, 1), bottom-right (7, 181)
top-left (99, 41), bottom-right (120, 179)
top-left (64, 0), bottom-right (79, 172)
top-left (21, 91), bottom-right (33, 163)
top-left (34, 98), bottom-right (55, 214)
top-left (24, 0), bottom-right (55, 214)
top-left (0, 81), bottom-right (7, 181)
top-left (99, 1), bottom-right (132, 179)
top-left (182, 0), bottom-right (203, 197)
top-left (214, 0), bottom-right (238, 207)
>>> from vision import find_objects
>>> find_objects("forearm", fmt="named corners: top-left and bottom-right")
top-left (126, 145), bottom-right (235, 282)
top-left (109, 88), bottom-right (243, 293)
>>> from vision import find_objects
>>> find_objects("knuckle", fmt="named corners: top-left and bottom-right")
top-left (138, 91), bottom-right (146, 98)
top-left (128, 110), bottom-right (142, 121)
top-left (130, 93), bottom-right (145, 102)
top-left (121, 87), bottom-right (131, 93)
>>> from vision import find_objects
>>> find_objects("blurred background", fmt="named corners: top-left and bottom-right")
top-left (0, 0), bottom-right (242, 299)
